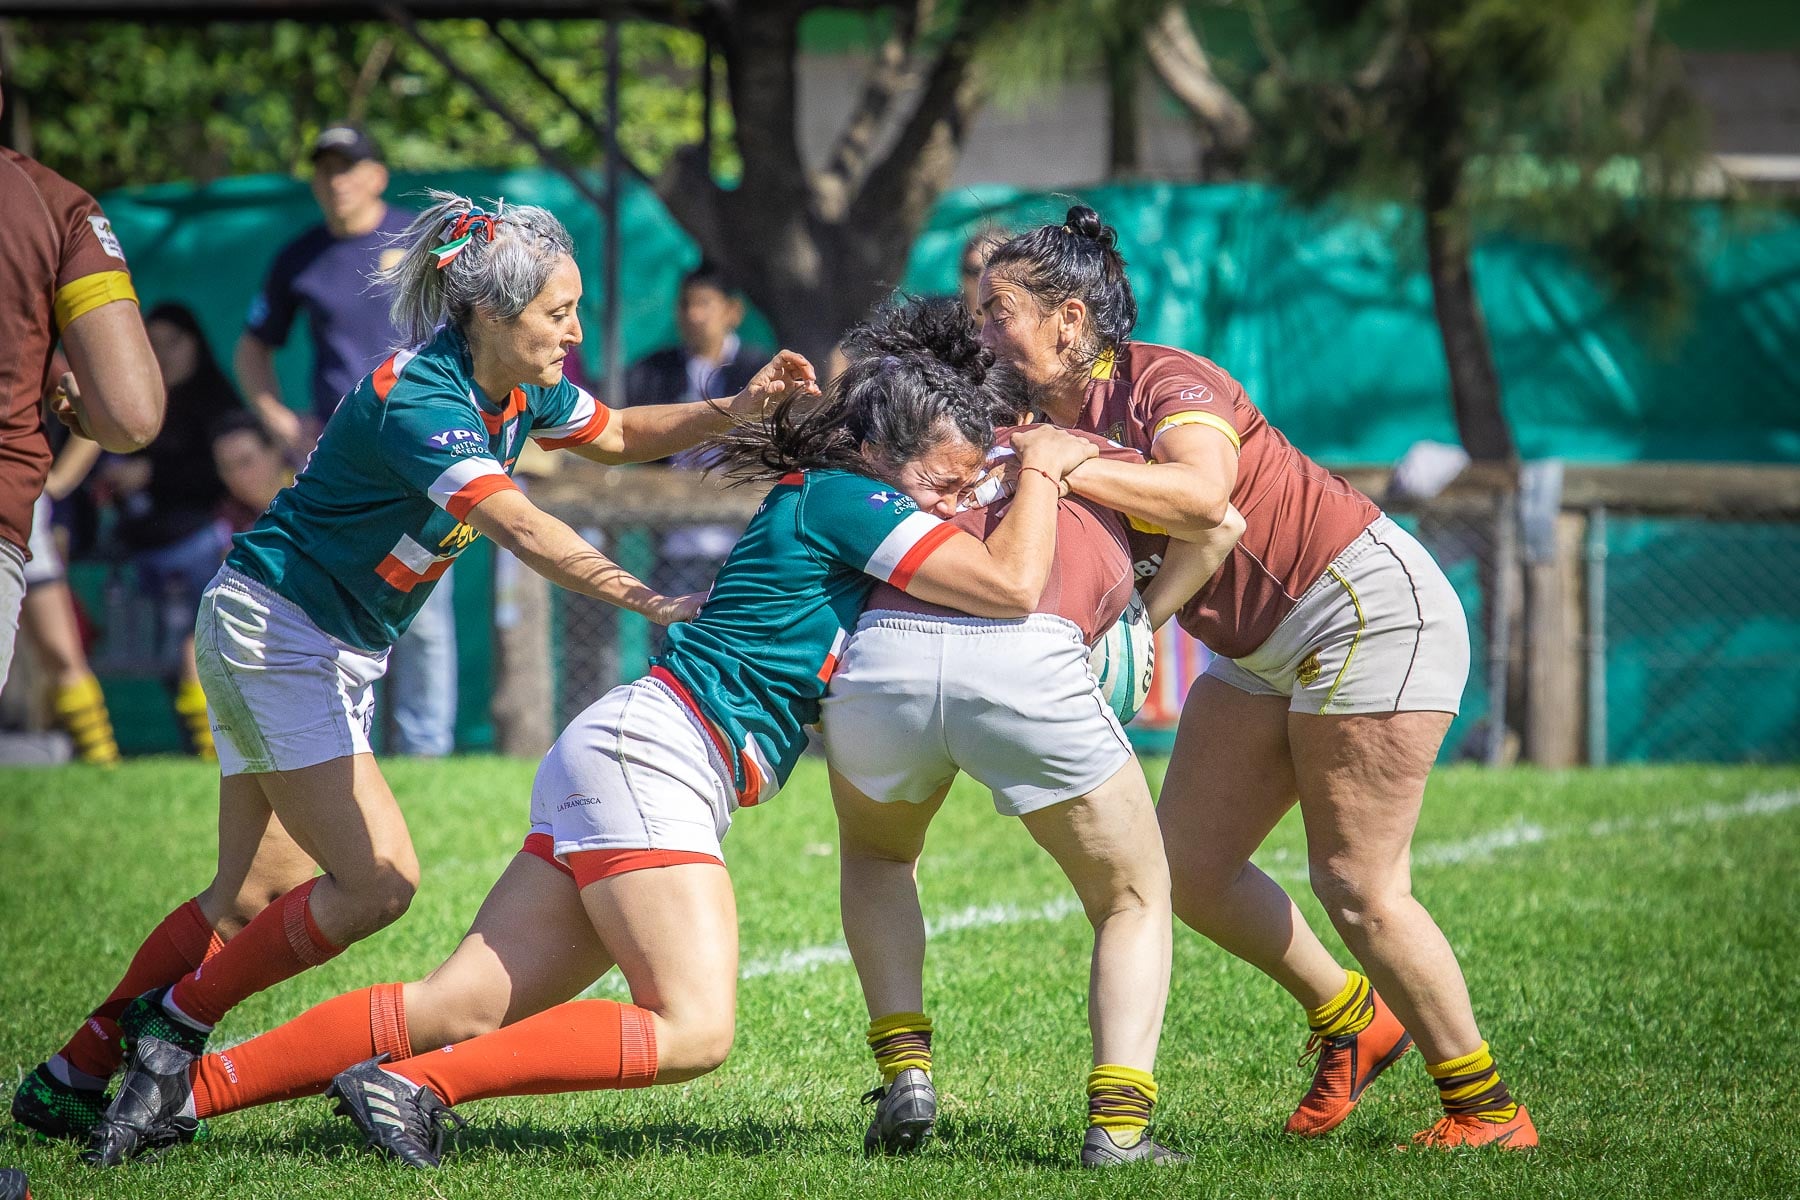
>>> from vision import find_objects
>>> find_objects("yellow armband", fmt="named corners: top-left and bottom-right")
top-left (53, 271), bottom-right (138, 331)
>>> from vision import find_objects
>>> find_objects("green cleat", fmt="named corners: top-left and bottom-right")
top-left (10, 1063), bottom-right (110, 1143)
top-left (117, 988), bottom-right (209, 1057)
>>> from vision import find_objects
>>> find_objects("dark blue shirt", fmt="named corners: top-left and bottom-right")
top-left (244, 206), bottom-right (414, 420)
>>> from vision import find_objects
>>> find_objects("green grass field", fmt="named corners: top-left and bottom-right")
top-left (2, 759), bottom-right (1797, 1199)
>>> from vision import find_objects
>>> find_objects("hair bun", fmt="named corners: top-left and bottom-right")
top-left (1063, 205), bottom-right (1117, 250)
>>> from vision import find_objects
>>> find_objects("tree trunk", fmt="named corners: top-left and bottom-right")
top-left (1422, 168), bottom-right (1516, 464)
top-left (1107, 37), bottom-right (1141, 178)
top-left (0, 21), bottom-right (32, 156)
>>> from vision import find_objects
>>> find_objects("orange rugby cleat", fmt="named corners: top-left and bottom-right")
top-left (1284, 990), bottom-right (1413, 1136)
top-left (1406, 1105), bottom-right (1538, 1150)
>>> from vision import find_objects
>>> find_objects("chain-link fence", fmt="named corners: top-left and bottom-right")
top-left (519, 461), bottom-right (1800, 766)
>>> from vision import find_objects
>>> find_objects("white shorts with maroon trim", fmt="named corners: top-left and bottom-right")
top-left (195, 566), bottom-right (389, 776)
top-left (1205, 516), bottom-right (1469, 715)
top-left (23, 493), bottom-right (63, 587)
top-left (529, 676), bottom-right (733, 868)
top-left (821, 611), bottom-right (1134, 817)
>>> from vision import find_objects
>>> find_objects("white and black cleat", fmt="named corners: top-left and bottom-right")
top-left (862, 1067), bottom-right (936, 1156)
top-left (1079, 1126), bottom-right (1189, 1167)
top-left (325, 1058), bottom-right (466, 1169)
top-left (82, 1037), bottom-right (200, 1168)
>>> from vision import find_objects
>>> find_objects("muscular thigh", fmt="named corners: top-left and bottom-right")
top-left (1289, 709), bottom-right (1451, 883)
top-left (411, 851), bottom-right (613, 1037)
top-left (580, 863), bottom-right (738, 1021)
top-left (1158, 676), bottom-right (1298, 876)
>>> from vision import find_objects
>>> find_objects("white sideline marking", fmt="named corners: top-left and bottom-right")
top-left (583, 788), bottom-right (1799, 997)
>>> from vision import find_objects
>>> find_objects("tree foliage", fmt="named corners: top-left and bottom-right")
top-left (2, 18), bottom-right (729, 192)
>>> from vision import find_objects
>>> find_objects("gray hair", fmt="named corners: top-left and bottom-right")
top-left (375, 189), bottom-right (575, 347)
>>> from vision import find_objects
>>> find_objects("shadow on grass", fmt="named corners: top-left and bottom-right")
top-left (266, 1110), bottom-right (1078, 1170)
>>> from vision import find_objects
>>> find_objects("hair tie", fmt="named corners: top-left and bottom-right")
top-left (432, 207), bottom-right (499, 270)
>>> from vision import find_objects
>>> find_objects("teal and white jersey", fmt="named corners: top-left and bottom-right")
top-left (652, 468), bottom-right (957, 807)
top-left (228, 324), bottom-right (611, 650)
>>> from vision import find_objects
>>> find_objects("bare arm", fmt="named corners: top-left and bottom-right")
top-left (1063, 424), bottom-right (1237, 537)
top-left (43, 434), bottom-right (103, 501)
top-left (466, 487), bottom-right (697, 624)
top-left (233, 334), bottom-right (304, 450)
top-left (1141, 503), bottom-right (1246, 629)
top-left (568, 350), bottom-right (818, 466)
top-left (897, 426), bottom-right (1099, 618)
top-left (55, 300), bottom-right (164, 452)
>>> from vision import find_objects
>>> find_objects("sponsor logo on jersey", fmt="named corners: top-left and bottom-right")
top-left (1178, 385), bottom-right (1214, 404)
top-left (866, 490), bottom-right (917, 513)
top-left (1133, 553), bottom-right (1163, 580)
top-left (429, 428), bottom-right (485, 448)
top-left (88, 215), bottom-right (126, 260)
top-left (437, 522), bottom-right (480, 552)
top-left (1108, 421), bottom-right (1127, 444)
top-left (1296, 652), bottom-right (1323, 686)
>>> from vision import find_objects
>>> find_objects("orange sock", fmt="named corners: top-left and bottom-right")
top-left (60, 898), bottom-right (224, 1080)
top-left (191, 983), bottom-right (411, 1119)
top-left (169, 878), bottom-right (341, 1029)
top-left (389, 1000), bottom-right (658, 1107)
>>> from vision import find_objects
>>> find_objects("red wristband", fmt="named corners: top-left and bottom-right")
top-left (1022, 464), bottom-right (1058, 496)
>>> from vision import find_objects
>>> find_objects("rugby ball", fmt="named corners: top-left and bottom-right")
top-left (1089, 593), bottom-right (1156, 725)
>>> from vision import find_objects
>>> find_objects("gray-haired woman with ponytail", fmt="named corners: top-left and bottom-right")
top-left (53, 191), bottom-right (818, 1167)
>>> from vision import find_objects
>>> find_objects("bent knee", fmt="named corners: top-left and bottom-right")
top-left (1309, 866), bottom-right (1410, 932)
top-left (656, 1010), bottom-right (736, 1081)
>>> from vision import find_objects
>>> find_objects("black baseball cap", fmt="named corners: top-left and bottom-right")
top-left (310, 125), bottom-right (381, 164)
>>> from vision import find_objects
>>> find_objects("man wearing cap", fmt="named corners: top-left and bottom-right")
top-left (0, 70), bottom-right (164, 689)
top-left (233, 125), bottom-right (458, 757)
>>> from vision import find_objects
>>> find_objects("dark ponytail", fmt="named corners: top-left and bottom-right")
top-left (985, 203), bottom-right (1137, 363)
top-left (715, 296), bottom-right (1022, 485)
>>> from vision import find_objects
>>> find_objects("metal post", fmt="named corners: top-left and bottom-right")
top-left (1486, 488), bottom-right (1517, 767)
top-left (602, 18), bottom-right (624, 409)
top-left (1584, 505), bottom-right (1609, 766)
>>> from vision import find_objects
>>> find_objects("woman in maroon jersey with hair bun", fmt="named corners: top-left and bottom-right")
top-left (972, 205), bottom-right (1536, 1152)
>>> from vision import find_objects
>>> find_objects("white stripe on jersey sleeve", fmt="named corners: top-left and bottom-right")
top-left (864, 510), bottom-right (948, 582)
top-left (387, 533), bottom-right (438, 574)
top-left (427, 456), bottom-right (509, 513)
top-left (531, 387), bottom-right (598, 442)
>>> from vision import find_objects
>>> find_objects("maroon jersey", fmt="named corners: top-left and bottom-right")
top-left (1079, 342), bottom-right (1379, 660)
top-left (865, 427), bottom-right (1140, 646)
top-left (0, 149), bottom-right (137, 555)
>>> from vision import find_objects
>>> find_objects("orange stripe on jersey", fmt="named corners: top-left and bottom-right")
top-left (480, 387), bottom-right (530, 435)
top-left (535, 403), bottom-right (611, 450)
top-left (445, 472), bottom-right (519, 522)
top-left (888, 522), bottom-right (959, 590)
top-left (376, 553), bottom-right (452, 593)
top-left (372, 356), bottom-right (400, 401)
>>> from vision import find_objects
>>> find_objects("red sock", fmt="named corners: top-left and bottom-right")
top-left (169, 878), bottom-right (342, 1029)
top-left (390, 1000), bottom-right (657, 1107)
top-left (60, 898), bottom-right (224, 1079)
top-left (191, 982), bottom-right (411, 1119)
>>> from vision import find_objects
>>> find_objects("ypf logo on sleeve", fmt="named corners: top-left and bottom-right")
top-left (428, 428), bottom-right (486, 453)
top-left (88, 215), bottom-right (126, 261)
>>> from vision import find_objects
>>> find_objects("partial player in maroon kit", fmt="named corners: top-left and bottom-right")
top-left (974, 206), bottom-right (1535, 1151)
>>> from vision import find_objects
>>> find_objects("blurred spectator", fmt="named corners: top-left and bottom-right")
top-left (211, 410), bottom-right (293, 534)
top-left (233, 124), bottom-right (456, 756)
top-left (623, 262), bottom-right (770, 603)
top-left (104, 302), bottom-right (240, 757)
top-left (1, 75), bottom-right (163, 689)
top-left (958, 227), bottom-right (1006, 325)
top-left (12, 359), bottom-right (115, 763)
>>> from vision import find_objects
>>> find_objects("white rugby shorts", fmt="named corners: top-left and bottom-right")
top-left (821, 611), bottom-right (1133, 818)
top-left (194, 566), bottom-right (388, 776)
top-left (1206, 516), bottom-right (1470, 715)
top-left (23, 493), bottom-right (63, 587)
top-left (529, 676), bottom-right (734, 864)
